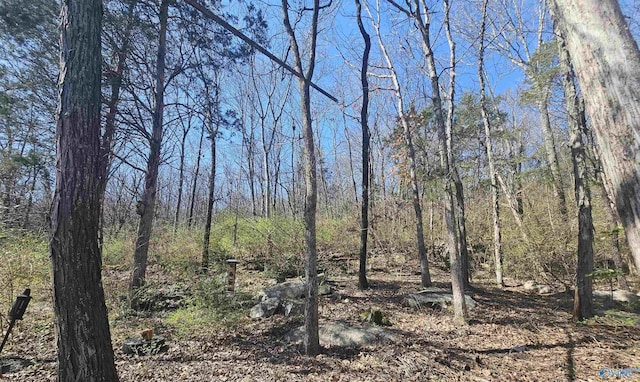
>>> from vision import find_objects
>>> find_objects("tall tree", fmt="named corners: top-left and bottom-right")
top-left (548, 0), bottom-right (640, 273)
top-left (130, 0), bottom-right (171, 293)
top-left (478, 0), bottom-right (503, 287)
top-left (50, 0), bottom-right (119, 380)
top-left (367, 0), bottom-right (432, 288)
top-left (388, 0), bottom-right (467, 322)
top-left (554, 28), bottom-right (594, 320)
top-left (282, 0), bottom-right (324, 355)
top-left (355, 0), bottom-right (371, 290)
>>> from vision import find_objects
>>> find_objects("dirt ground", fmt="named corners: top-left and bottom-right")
top-left (2, 259), bottom-right (639, 382)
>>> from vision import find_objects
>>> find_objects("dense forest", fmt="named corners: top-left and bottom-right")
top-left (0, 0), bottom-right (639, 380)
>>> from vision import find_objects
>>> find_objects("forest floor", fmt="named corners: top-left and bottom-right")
top-left (2, 254), bottom-right (640, 382)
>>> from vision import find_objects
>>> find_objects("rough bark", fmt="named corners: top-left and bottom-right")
top-left (51, 0), bottom-right (119, 380)
top-left (355, 0), bottom-right (370, 290)
top-left (282, 0), bottom-right (321, 355)
top-left (555, 28), bottom-right (594, 320)
top-left (478, 0), bottom-right (503, 287)
top-left (130, 0), bottom-right (169, 292)
top-left (548, 0), bottom-right (640, 273)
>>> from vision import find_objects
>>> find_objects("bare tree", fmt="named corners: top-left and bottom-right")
top-left (366, 0), bottom-right (432, 288)
top-left (130, 0), bottom-right (171, 293)
top-left (548, 0), bottom-right (640, 273)
top-left (355, 0), bottom-right (371, 290)
top-left (282, 0), bottom-right (324, 355)
top-left (51, 0), bottom-right (119, 379)
top-left (478, 0), bottom-right (503, 287)
top-left (553, 27), bottom-right (594, 319)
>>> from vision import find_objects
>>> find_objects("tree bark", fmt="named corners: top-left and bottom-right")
top-left (355, 0), bottom-right (370, 290)
top-left (478, 0), bottom-right (503, 287)
top-left (282, 0), bottom-right (321, 356)
top-left (410, 0), bottom-right (466, 321)
top-left (51, 0), bottom-right (119, 380)
top-left (555, 28), bottom-right (594, 320)
top-left (202, 104), bottom-right (218, 271)
top-left (548, 0), bottom-right (640, 273)
top-left (130, 0), bottom-right (169, 293)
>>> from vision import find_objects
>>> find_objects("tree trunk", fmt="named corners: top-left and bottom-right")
top-left (555, 29), bottom-right (594, 320)
top-left (479, 0), bottom-right (503, 287)
top-left (51, 0), bottom-right (119, 380)
top-left (355, 0), bottom-right (370, 290)
top-left (202, 108), bottom-right (218, 271)
top-left (130, 0), bottom-right (169, 293)
top-left (368, 1), bottom-right (431, 287)
top-left (188, 123), bottom-right (204, 228)
top-left (548, 0), bottom-right (640, 272)
top-left (412, 0), bottom-right (466, 322)
top-left (444, 0), bottom-right (470, 288)
top-left (282, 0), bottom-right (321, 355)
top-left (174, 122), bottom-right (189, 233)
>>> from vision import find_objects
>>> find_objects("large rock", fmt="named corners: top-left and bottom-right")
top-left (249, 297), bottom-right (281, 319)
top-left (258, 281), bottom-right (306, 301)
top-left (404, 288), bottom-right (478, 309)
top-left (285, 322), bottom-right (394, 347)
top-left (593, 289), bottom-right (639, 303)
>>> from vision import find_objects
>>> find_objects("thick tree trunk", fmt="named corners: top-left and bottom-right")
top-left (174, 125), bottom-right (189, 233)
top-left (556, 30), bottom-right (594, 320)
top-left (356, 0), bottom-right (370, 290)
top-left (130, 0), bottom-right (169, 292)
top-left (549, 0), bottom-right (640, 272)
top-left (51, 1), bottom-right (119, 380)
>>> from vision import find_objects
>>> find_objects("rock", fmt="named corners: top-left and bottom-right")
top-left (593, 289), bottom-right (639, 302)
top-left (282, 299), bottom-right (304, 317)
top-left (318, 284), bottom-right (332, 296)
top-left (258, 281), bottom-right (306, 301)
top-left (122, 337), bottom-right (168, 356)
top-left (285, 322), bottom-right (394, 347)
top-left (537, 285), bottom-right (552, 294)
top-left (0, 357), bottom-right (32, 374)
top-left (404, 288), bottom-right (477, 309)
top-left (249, 297), bottom-right (281, 319)
top-left (523, 280), bottom-right (536, 291)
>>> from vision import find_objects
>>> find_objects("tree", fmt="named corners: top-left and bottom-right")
top-left (366, 0), bottom-right (432, 288)
top-left (554, 29), bottom-right (594, 320)
top-left (281, 0), bottom-right (324, 355)
top-left (130, 0), bottom-right (171, 294)
top-left (548, 0), bottom-right (640, 273)
top-left (50, 0), bottom-right (119, 380)
top-left (478, 0), bottom-right (504, 287)
top-left (355, 0), bottom-right (371, 290)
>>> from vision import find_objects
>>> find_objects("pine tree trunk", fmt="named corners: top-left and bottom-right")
top-left (549, 0), bottom-right (640, 273)
top-left (51, 0), bottom-right (119, 379)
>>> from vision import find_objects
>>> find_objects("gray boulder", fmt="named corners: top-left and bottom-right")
top-left (249, 297), bottom-right (281, 319)
top-left (286, 322), bottom-right (394, 347)
top-left (404, 288), bottom-right (478, 309)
